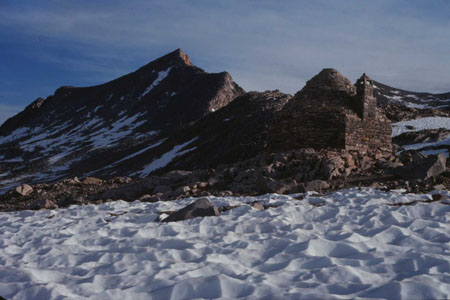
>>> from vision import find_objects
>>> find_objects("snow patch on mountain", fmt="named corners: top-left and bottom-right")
top-left (392, 117), bottom-right (450, 137)
top-left (132, 137), bottom-right (198, 177)
top-left (139, 67), bottom-right (172, 100)
top-left (88, 113), bottom-right (146, 149)
top-left (0, 127), bottom-right (41, 144)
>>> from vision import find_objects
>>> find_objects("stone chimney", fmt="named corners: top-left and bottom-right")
top-left (356, 73), bottom-right (376, 119)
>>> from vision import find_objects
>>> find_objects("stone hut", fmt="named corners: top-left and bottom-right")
top-left (269, 68), bottom-right (392, 153)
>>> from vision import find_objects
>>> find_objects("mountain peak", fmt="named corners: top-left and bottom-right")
top-left (157, 48), bottom-right (192, 67)
top-left (174, 48), bottom-right (192, 66)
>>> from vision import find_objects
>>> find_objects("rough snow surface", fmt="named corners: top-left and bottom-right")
top-left (1, 188), bottom-right (450, 300)
top-left (392, 117), bottom-right (450, 137)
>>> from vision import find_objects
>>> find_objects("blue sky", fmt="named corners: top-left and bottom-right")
top-left (1, 0), bottom-right (449, 124)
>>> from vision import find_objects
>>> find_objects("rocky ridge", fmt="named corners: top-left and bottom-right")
top-left (1, 51), bottom-right (450, 211)
top-left (2, 145), bottom-right (449, 211)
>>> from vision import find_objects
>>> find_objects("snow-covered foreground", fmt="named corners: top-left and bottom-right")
top-left (1, 188), bottom-right (450, 300)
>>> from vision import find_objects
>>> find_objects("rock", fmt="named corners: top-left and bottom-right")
top-left (140, 194), bottom-right (160, 202)
top-left (164, 170), bottom-right (193, 183)
top-left (255, 177), bottom-right (297, 194)
top-left (82, 177), bottom-right (103, 185)
top-left (393, 153), bottom-right (446, 181)
top-left (58, 195), bottom-right (84, 207)
top-left (15, 184), bottom-right (33, 196)
top-left (199, 191), bottom-right (211, 197)
top-left (432, 194), bottom-right (448, 201)
top-left (380, 160), bottom-right (403, 169)
top-left (343, 167), bottom-right (353, 177)
top-left (173, 185), bottom-right (191, 197)
top-left (28, 199), bottom-right (58, 210)
top-left (197, 182), bottom-right (209, 188)
top-left (97, 182), bottom-right (150, 201)
top-left (256, 176), bottom-right (284, 194)
top-left (112, 177), bottom-right (132, 184)
top-left (161, 198), bottom-right (220, 223)
top-left (218, 190), bottom-right (233, 197)
top-left (154, 185), bottom-right (172, 194)
top-left (305, 180), bottom-right (330, 192)
top-left (433, 184), bottom-right (446, 191)
top-left (398, 150), bottom-right (426, 164)
top-left (252, 202), bottom-right (265, 210)
top-left (273, 153), bottom-right (289, 163)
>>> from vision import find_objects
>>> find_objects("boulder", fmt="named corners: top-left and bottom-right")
top-left (28, 199), bottom-right (58, 210)
top-left (433, 184), bottom-right (446, 191)
top-left (82, 177), bottom-right (103, 185)
top-left (98, 181), bottom-right (154, 201)
top-left (256, 176), bottom-right (284, 194)
top-left (154, 185), bottom-right (172, 194)
top-left (393, 153), bottom-right (446, 181)
top-left (431, 194), bottom-right (448, 201)
top-left (256, 177), bottom-right (299, 194)
top-left (164, 170), bottom-right (193, 183)
top-left (398, 150), bottom-right (426, 164)
top-left (15, 184), bottom-right (33, 196)
top-left (305, 180), bottom-right (330, 192)
top-left (173, 185), bottom-right (191, 197)
top-left (58, 195), bottom-right (85, 207)
top-left (252, 202), bottom-right (265, 210)
top-left (139, 194), bottom-right (160, 202)
top-left (161, 198), bottom-right (220, 223)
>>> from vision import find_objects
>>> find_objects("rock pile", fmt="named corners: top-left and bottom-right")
top-left (6, 147), bottom-right (448, 211)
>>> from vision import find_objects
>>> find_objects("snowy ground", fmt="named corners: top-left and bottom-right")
top-left (392, 117), bottom-right (450, 137)
top-left (392, 117), bottom-right (450, 157)
top-left (1, 188), bottom-right (450, 300)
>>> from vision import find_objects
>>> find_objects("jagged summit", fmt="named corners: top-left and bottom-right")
top-left (137, 48), bottom-right (193, 73)
top-left (163, 48), bottom-right (192, 66)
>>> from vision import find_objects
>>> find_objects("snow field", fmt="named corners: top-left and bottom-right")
top-left (392, 117), bottom-right (450, 137)
top-left (1, 188), bottom-right (450, 299)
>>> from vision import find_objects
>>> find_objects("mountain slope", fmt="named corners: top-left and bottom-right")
top-left (0, 49), bottom-right (244, 191)
top-left (374, 81), bottom-right (450, 110)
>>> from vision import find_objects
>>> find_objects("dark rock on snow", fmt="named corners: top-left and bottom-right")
top-left (161, 198), bottom-right (220, 223)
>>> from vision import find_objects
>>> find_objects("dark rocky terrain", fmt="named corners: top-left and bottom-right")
top-left (0, 49), bottom-right (244, 189)
top-left (1, 49), bottom-right (450, 211)
top-left (374, 80), bottom-right (450, 110)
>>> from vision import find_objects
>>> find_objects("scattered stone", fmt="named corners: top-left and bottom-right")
top-left (252, 202), bottom-right (265, 210)
top-left (154, 185), bottom-right (172, 194)
top-left (58, 195), bottom-right (85, 207)
top-left (218, 190), bottom-right (233, 197)
top-left (197, 182), bottom-right (209, 188)
top-left (431, 194), bottom-right (448, 201)
top-left (256, 176), bottom-right (284, 194)
top-left (305, 180), bottom-right (330, 193)
top-left (160, 198), bottom-right (220, 223)
top-left (15, 184), bottom-right (33, 196)
top-left (82, 177), bottom-right (103, 185)
top-left (27, 199), bottom-right (58, 210)
top-left (173, 185), bottom-right (191, 197)
top-left (393, 153), bottom-right (446, 181)
top-left (165, 170), bottom-right (193, 183)
top-left (433, 184), bottom-right (446, 191)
